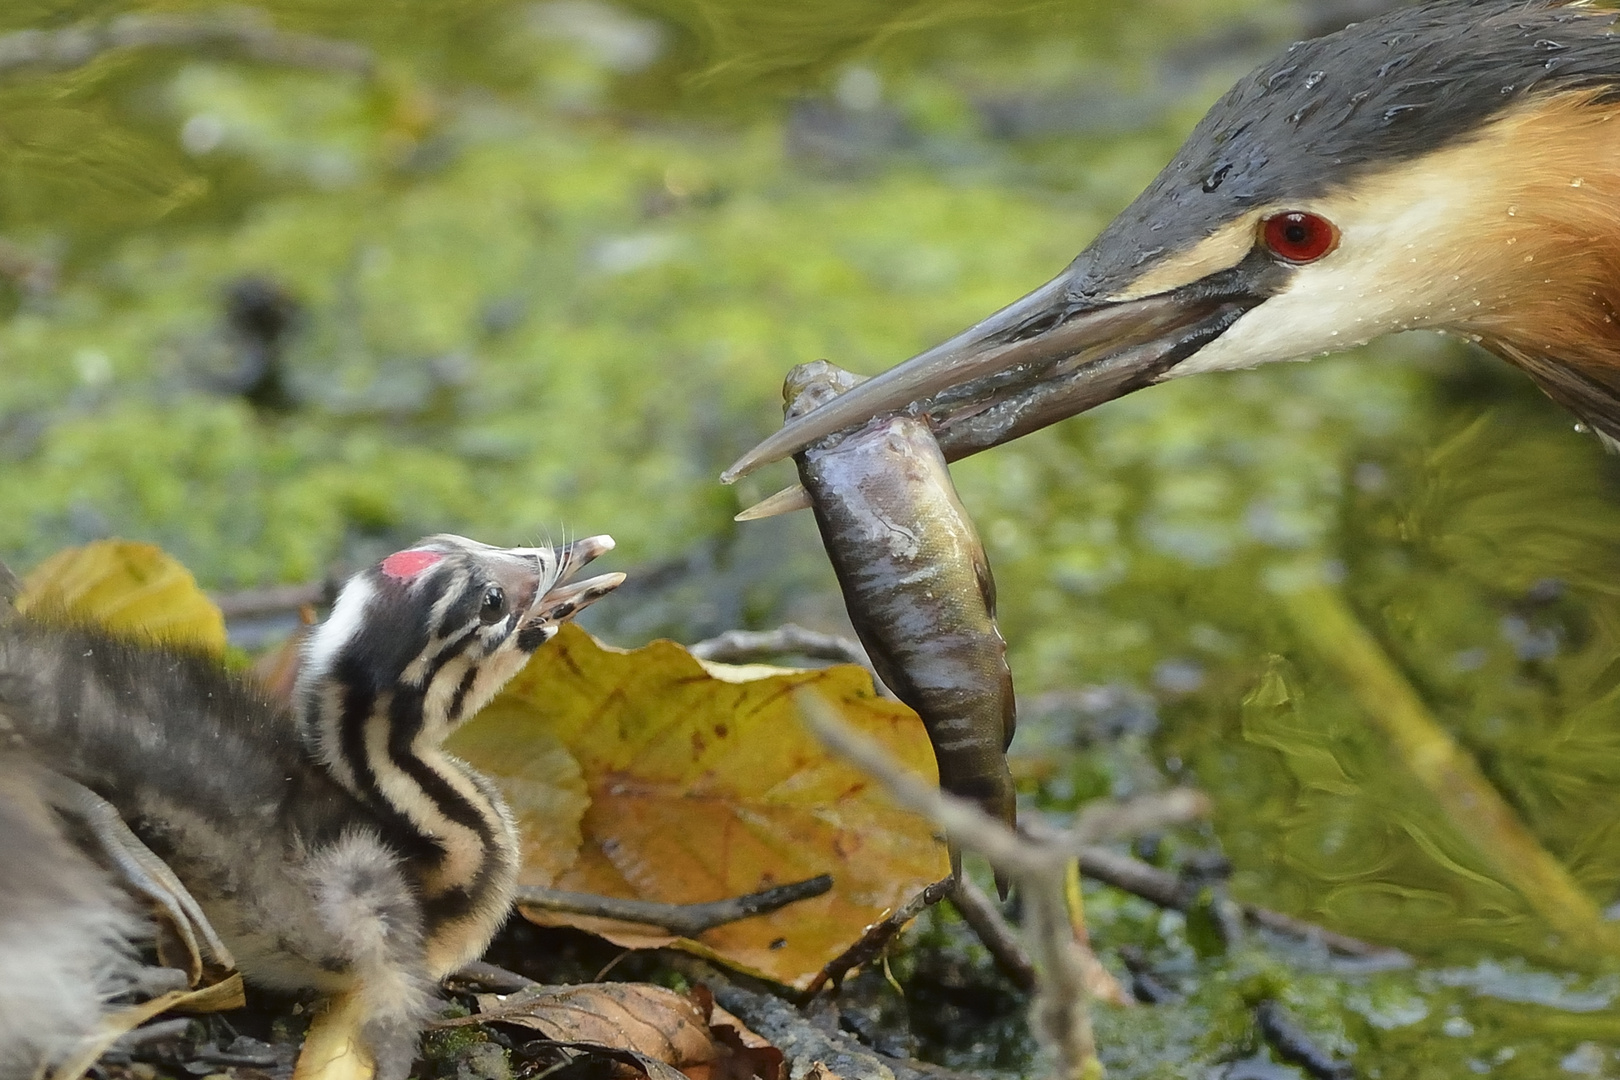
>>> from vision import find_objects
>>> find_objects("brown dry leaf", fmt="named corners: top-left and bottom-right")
top-left (707, 1004), bottom-right (771, 1051)
top-left (450, 624), bottom-right (949, 988)
top-left (17, 541), bottom-right (226, 654)
top-left (474, 983), bottom-right (717, 1077)
top-left (692, 988), bottom-right (785, 1080)
top-left (466, 982), bottom-right (781, 1080)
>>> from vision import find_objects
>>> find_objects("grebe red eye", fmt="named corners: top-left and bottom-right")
top-left (1262, 211), bottom-right (1338, 263)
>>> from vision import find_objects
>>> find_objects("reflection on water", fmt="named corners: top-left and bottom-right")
top-left (4, 0), bottom-right (1620, 1074)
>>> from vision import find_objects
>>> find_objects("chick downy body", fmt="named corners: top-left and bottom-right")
top-left (0, 534), bottom-right (623, 1079)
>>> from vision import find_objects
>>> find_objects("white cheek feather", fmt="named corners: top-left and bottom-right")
top-left (1165, 269), bottom-right (1382, 377)
top-left (1168, 187), bottom-right (1481, 378)
top-left (299, 577), bottom-right (376, 694)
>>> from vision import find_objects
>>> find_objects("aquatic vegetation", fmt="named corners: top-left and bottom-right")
top-left (6, 0), bottom-right (1620, 1073)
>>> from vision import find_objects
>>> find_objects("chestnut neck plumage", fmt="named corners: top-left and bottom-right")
top-left (1443, 93), bottom-right (1620, 434)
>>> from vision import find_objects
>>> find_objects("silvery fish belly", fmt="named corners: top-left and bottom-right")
top-left (786, 360), bottom-right (1017, 843)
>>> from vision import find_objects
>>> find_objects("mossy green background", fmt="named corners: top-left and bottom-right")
top-left (6, 1), bottom-right (1620, 1075)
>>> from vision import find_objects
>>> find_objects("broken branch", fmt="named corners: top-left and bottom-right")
top-left (689, 623), bottom-right (895, 699)
top-left (805, 876), bottom-right (954, 995)
top-left (1075, 844), bottom-right (1407, 962)
top-left (946, 876), bottom-right (1036, 992)
top-left (513, 874), bottom-right (832, 938)
top-left (688, 624), bottom-right (870, 667)
top-left (795, 690), bottom-right (1101, 1080)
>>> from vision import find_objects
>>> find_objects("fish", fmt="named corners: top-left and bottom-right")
top-left (781, 359), bottom-right (1017, 888)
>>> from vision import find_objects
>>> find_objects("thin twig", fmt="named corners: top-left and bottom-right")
top-left (1069, 789), bottom-right (1211, 844)
top-left (1075, 845), bottom-right (1407, 962)
top-left (795, 691), bottom-right (1100, 1080)
top-left (669, 957), bottom-right (982, 1080)
top-left (688, 624), bottom-right (895, 699)
top-left (805, 876), bottom-right (954, 995)
top-left (1256, 999), bottom-right (1353, 1080)
top-left (1243, 905), bottom-right (1407, 963)
top-left (947, 876), bottom-right (1036, 992)
top-left (688, 624), bottom-right (869, 667)
top-left (449, 961), bottom-right (537, 995)
top-left (1116, 946), bottom-right (1179, 1004)
top-left (513, 874), bottom-right (832, 938)
top-left (1023, 868), bottom-right (1095, 1080)
top-left (1074, 845), bottom-right (1180, 908)
top-left (0, 10), bottom-right (373, 80)
top-left (212, 581), bottom-right (329, 620)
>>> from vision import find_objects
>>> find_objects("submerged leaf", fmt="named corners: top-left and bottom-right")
top-left (16, 540), bottom-right (227, 654)
top-left (453, 624), bottom-right (949, 987)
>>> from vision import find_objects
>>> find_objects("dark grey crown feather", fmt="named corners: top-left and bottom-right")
top-left (1068, 0), bottom-right (1620, 299)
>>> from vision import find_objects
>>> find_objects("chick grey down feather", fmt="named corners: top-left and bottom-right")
top-left (0, 534), bottom-right (619, 1079)
top-left (0, 756), bottom-right (142, 1080)
top-left (0, 619), bottom-right (438, 1078)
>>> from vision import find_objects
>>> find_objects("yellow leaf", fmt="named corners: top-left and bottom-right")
top-left (167, 972), bottom-right (247, 1013)
top-left (47, 975), bottom-right (245, 1080)
top-left (453, 624), bottom-right (949, 988)
top-left (17, 541), bottom-right (226, 655)
top-left (446, 714), bottom-right (589, 885)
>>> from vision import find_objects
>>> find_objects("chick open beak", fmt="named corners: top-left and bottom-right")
top-left (532, 535), bottom-right (625, 623)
